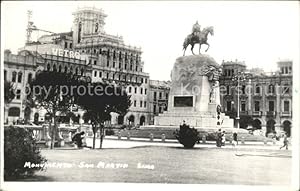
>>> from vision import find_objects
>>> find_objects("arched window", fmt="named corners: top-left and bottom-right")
top-left (75, 67), bottom-right (78, 75)
top-left (64, 66), bottom-right (68, 73)
top-left (70, 66), bottom-right (73, 74)
top-left (53, 64), bottom-right (57, 72)
top-left (81, 68), bottom-right (84, 76)
top-left (255, 84), bottom-right (261, 94)
top-left (47, 64), bottom-right (50, 71)
top-left (12, 71), bottom-right (18, 82)
top-left (268, 84), bottom-right (275, 94)
top-left (58, 65), bottom-right (62, 72)
top-left (17, 72), bottom-right (22, 83)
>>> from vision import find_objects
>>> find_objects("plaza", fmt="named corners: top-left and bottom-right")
top-left (24, 139), bottom-right (291, 185)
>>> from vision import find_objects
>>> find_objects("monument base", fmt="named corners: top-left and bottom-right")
top-left (153, 110), bottom-right (233, 128)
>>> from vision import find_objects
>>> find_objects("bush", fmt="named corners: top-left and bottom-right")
top-left (4, 126), bottom-right (47, 180)
top-left (105, 129), bottom-right (115, 136)
top-left (174, 124), bottom-right (200, 148)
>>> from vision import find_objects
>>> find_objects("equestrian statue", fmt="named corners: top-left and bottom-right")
top-left (183, 21), bottom-right (214, 56)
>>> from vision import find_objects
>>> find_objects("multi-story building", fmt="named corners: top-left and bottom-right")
top-left (219, 60), bottom-right (293, 137)
top-left (4, 7), bottom-right (150, 126)
top-left (148, 80), bottom-right (171, 125)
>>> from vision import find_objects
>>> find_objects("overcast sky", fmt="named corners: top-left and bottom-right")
top-left (2, 1), bottom-right (299, 81)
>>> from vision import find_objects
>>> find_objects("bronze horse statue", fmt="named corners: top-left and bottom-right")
top-left (183, 26), bottom-right (214, 56)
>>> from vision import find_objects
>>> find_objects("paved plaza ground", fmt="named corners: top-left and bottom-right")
top-left (24, 138), bottom-right (292, 185)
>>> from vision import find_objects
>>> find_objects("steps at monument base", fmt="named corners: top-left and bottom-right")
top-left (115, 127), bottom-right (272, 142)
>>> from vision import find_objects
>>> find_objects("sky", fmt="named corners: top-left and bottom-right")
top-left (1, 1), bottom-right (299, 81)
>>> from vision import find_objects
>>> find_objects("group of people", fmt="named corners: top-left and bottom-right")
top-left (216, 129), bottom-right (238, 148)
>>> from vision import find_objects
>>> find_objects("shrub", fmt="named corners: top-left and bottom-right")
top-left (105, 129), bottom-right (115, 136)
top-left (4, 126), bottom-right (47, 180)
top-left (174, 124), bottom-right (200, 148)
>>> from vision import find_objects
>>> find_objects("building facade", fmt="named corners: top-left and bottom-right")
top-left (219, 60), bottom-right (293, 137)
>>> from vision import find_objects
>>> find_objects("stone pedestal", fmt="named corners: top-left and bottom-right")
top-left (153, 55), bottom-right (233, 128)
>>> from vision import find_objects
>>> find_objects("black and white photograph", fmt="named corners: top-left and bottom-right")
top-left (1, 1), bottom-right (299, 191)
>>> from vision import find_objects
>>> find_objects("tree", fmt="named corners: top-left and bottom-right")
top-left (28, 71), bottom-right (78, 149)
top-left (76, 82), bottom-right (131, 149)
top-left (4, 126), bottom-right (47, 180)
top-left (4, 81), bottom-right (15, 104)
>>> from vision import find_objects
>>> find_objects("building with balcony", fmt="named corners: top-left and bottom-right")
top-left (219, 60), bottom-right (293, 137)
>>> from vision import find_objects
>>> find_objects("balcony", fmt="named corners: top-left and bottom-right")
top-left (252, 111), bottom-right (262, 117)
top-left (266, 111), bottom-right (276, 117)
top-left (280, 111), bottom-right (292, 117)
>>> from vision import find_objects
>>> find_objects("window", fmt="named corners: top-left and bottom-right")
top-left (64, 66), bottom-right (68, 73)
top-left (154, 92), bottom-right (157, 101)
top-left (166, 93), bottom-right (169, 99)
top-left (17, 72), bottom-right (22, 83)
top-left (16, 89), bottom-right (21, 99)
top-left (129, 87), bottom-right (132, 93)
top-left (134, 87), bottom-right (137, 94)
top-left (94, 71), bottom-right (97, 77)
top-left (140, 101), bottom-right (143, 107)
top-left (4, 70), bottom-right (7, 81)
top-left (140, 88), bottom-right (143, 94)
top-left (226, 101), bottom-right (232, 111)
top-left (81, 68), bottom-right (84, 76)
top-left (134, 100), bottom-right (136, 107)
top-left (281, 67), bottom-right (284, 74)
top-left (285, 67), bottom-right (288, 74)
top-left (241, 101), bottom-right (246, 112)
top-left (284, 101), bottom-right (289, 112)
top-left (136, 66), bottom-right (138, 71)
top-left (145, 88), bottom-right (147, 95)
top-left (159, 107), bottom-right (162, 113)
top-left (145, 78), bottom-right (148, 84)
top-left (27, 73), bottom-right (32, 83)
top-left (130, 64), bottom-right (133, 70)
top-left (159, 92), bottom-right (162, 99)
top-left (242, 85), bottom-right (246, 94)
top-left (106, 73), bottom-right (109, 79)
top-left (269, 101), bottom-right (274, 111)
top-left (282, 84), bottom-right (290, 95)
top-left (107, 60), bottom-right (110, 67)
top-left (254, 101), bottom-right (260, 111)
top-left (58, 65), bottom-right (62, 72)
top-left (268, 84), bottom-right (275, 94)
top-left (226, 85), bottom-right (230, 95)
top-left (113, 61), bottom-right (116, 68)
top-left (64, 42), bottom-right (68, 49)
top-left (255, 85), bottom-right (261, 94)
top-left (153, 105), bottom-right (157, 113)
top-left (125, 63), bottom-right (127, 70)
top-left (144, 101), bottom-right (147, 108)
top-left (70, 43), bottom-right (73, 49)
top-left (141, 78), bottom-right (144, 83)
top-left (94, 60), bottom-right (97, 65)
top-left (99, 72), bottom-right (102, 78)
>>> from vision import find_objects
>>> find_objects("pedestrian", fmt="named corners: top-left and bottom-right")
top-left (279, 132), bottom-right (288, 150)
top-left (72, 131), bottom-right (85, 148)
top-left (232, 132), bottom-right (238, 147)
top-left (216, 129), bottom-right (222, 147)
top-left (221, 131), bottom-right (226, 146)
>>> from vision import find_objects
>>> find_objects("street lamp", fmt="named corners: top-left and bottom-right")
top-left (232, 71), bottom-right (250, 129)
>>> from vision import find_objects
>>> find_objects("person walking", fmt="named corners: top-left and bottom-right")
top-left (216, 129), bottom-right (222, 147)
top-left (221, 131), bottom-right (226, 146)
top-left (280, 132), bottom-right (289, 150)
top-left (232, 132), bottom-right (238, 147)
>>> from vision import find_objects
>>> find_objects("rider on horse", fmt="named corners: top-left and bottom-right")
top-left (191, 21), bottom-right (201, 41)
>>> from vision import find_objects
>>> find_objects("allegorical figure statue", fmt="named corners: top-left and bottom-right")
top-left (183, 21), bottom-right (214, 56)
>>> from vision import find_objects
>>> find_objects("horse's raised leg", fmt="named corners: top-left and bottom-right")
top-left (199, 44), bottom-right (202, 54)
top-left (183, 48), bottom-right (186, 56)
top-left (205, 43), bottom-right (210, 52)
top-left (191, 44), bottom-right (195, 55)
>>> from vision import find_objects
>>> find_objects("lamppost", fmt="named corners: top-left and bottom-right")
top-left (232, 71), bottom-right (249, 129)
